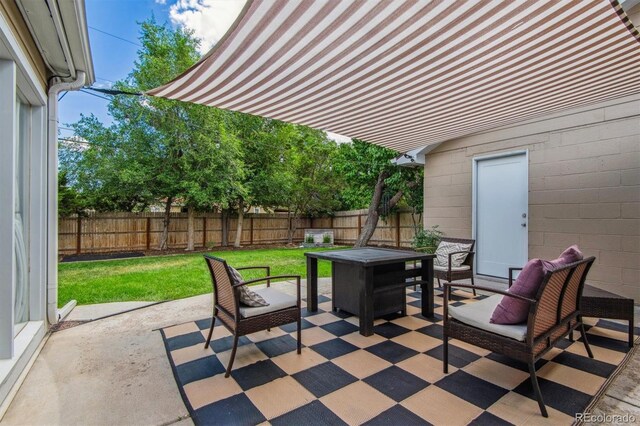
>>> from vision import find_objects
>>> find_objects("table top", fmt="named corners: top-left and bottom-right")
top-left (305, 247), bottom-right (434, 266)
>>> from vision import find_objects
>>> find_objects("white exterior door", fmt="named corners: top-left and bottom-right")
top-left (474, 152), bottom-right (528, 278)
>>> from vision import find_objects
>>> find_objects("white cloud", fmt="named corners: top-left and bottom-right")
top-left (326, 131), bottom-right (352, 144)
top-left (155, 0), bottom-right (167, 4)
top-left (168, 0), bottom-right (246, 54)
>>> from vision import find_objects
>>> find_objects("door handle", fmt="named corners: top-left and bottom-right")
top-left (521, 223), bottom-right (527, 227)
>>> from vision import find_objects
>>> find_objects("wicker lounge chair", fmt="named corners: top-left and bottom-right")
top-left (434, 237), bottom-right (476, 296)
top-left (203, 255), bottom-right (301, 377)
top-left (443, 257), bottom-right (596, 417)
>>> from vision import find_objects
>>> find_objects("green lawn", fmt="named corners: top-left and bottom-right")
top-left (58, 247), bottom-right (340, 306)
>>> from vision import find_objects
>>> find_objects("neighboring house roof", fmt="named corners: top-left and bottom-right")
top-left (15, 0), bottom-right (94, 84)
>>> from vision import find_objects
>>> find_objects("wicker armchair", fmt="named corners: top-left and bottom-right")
top-left (443, 257), bottom-right (595, 417)
top-left (203, 255), bottom-right (301, 377)
top-left (434, 237), bottom-right (476, 296)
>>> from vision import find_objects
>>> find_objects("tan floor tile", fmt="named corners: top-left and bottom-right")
top-left (199, 325), bottom-right (232, 343)
top-left (588, 327), bottom-right (630, 343)
top-left (344, 316), bottom-right (360, 326)
top-left (318, 301), bottom-right (333, 312)
top-left (298, 326), bottom-right (335, 346)
top-left (216, 343), bottom-right (268, 371)
top-left (171, 344), bottom-right (215, 366)
top-left (183, 374), bottom-right (243, 409)
top-left (397, 353), bottom-right (455, 383)
top-left (537, 362), bottom-right (605, 395)
top-left (246, 328), bottom-right (288, 343)
top-left (401, 386), bottom-right (483, 425)
top-left (245, 376), bottom-right (316, 420)
top-left (340, 331), bottom-right (386, 348)
top-left (373, 318), bottom-right (387, 326)
top-left (392, 331), bottom-right (441, 353)
top-left (306, 312), bottom-right (341, 326)
top-left (271, 347), bottom-right (327, 375)
top-left (331, 350), bottom-right (392, 379)
top-left (320, 381), bottom-right (395, 425)
top-left (450, 339), bottom-right (491, 357)
top-left (463, 357), bottom-right (529, 390)
top-left (565, 342), bottom-right (626, 365)
top-left (164, 322), bottom-right (200, 338)
top-left (487, 391), bottom-right (574, 425)
top-left (406, 305), bottom-right (422, 316)
top-left (434, 306), bottom-right (444, 316)
top-left (391, 315), bottom-right (430, 330)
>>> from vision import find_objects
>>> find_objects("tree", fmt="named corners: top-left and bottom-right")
top-left (334, 139), bottom-right (423, 247)
top-left (66, 19), bottom-right (242, 250)
top-left (58, 170), bottom-right (86, 217)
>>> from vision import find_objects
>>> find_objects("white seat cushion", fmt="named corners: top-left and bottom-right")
top-left (448, 294), bottom-right (527, 341)
top-left (434, 264), bottom-right (470, 272)
top-left (239, 287), bottom-right (297, 318)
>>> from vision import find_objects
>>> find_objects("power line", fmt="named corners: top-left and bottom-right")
top-left (80, 89), bottom-right (112, 101)
top-left (89, 26), bottom-right (142, 47)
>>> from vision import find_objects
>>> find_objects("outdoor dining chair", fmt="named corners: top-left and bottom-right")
top-left (442, 257), bottom-right (595, 417)
top-left (434, 237), bottom-right (476, 296)
top-left (203, 255), bottom-right (301, 377)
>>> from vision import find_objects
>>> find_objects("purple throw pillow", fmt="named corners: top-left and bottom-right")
top-left (549, 245), bottom-right (583, 268)
top-left (490, 258), bottom-right (548, 325)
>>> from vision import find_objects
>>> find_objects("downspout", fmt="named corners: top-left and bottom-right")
top-left (46, 71), bottom-right (86, 325)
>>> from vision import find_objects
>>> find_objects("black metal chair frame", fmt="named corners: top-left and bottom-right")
top-left (434, 237), bottom-right (476, 296)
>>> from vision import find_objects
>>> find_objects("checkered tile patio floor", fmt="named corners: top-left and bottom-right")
top-left (160, 289), bottom-right (637, 425)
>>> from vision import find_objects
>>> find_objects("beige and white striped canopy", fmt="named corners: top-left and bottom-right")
top-left (148, 0), bottom-right (640, 153)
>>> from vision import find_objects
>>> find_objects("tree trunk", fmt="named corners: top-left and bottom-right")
top-left (221, 209), bottom-right (229, 247)
top-left (354, 172), bottom-right (388, 248)
top-left (234, 199), bottom-right (244, 248)
top-left (159, 196), bottom-right (173, 250)
top-left (186, 206), bottom-right (195, 251)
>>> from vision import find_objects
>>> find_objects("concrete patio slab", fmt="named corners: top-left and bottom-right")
top-left (0, 276), bottom-right (637, 425)
top-left (66, 301), bottom-right (159, 322)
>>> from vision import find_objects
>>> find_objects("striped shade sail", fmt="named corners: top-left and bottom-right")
top-left (148, 0), bottom-right (640, 153)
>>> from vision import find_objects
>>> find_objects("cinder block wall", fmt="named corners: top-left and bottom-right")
top-left (423, 95), bottom-right (640, 299)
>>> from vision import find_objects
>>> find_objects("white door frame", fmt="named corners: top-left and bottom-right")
top-left (472, 150), bottom-right (529, 275)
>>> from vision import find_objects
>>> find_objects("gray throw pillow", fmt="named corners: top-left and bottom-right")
top-left (435, 241), bottom-right (472, 267)
top-left (228, 266), bottom-right (269, 307)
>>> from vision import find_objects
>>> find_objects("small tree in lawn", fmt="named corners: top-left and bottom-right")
top-left (334, 139), bottom-right (422, 247)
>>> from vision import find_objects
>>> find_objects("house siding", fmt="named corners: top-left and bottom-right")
top-left (423, 95), bottom-right (640, 299)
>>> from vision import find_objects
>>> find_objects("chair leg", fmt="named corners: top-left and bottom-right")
top-left (225, 334), bottom-right (239, 378)
top-left (470, 275), bottom-right (476, 296)
top-left (437, 277), bottom-right (441, 287)
top-left (443, 335), bottom-right (449, 374)
top-left (578, 319), bottom-right (594, 358)
top-left (528, 361), bottom-right (548, 418)
top-left (297, 316), bottom-right (302, 354)
top-left (204, 311), bottom-right (216, 349)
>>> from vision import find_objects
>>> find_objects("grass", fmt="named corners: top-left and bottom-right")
top-left (58, 247), bottom-right (340, 306)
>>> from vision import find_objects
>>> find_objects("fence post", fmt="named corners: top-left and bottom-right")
top-left (202, 216), bottom-right (207, 248)
top-left (357, 214), bottom-right (362, 242)
top-left (396, 212), bottom-right (401, 247)
top-left (146, 217), bottom-right (151, 250)
top-left (250, 216), bottom-right (254, 245)
top-left (76, 215), bottom-right (82, 254)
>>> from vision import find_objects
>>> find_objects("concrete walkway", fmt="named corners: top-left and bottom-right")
top-left (0, 277), bottom-right (637, 425)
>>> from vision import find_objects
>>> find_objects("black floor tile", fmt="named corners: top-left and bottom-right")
top-left (416, 323), bottom-right (444, 339)
top-left (582, 333), bottom-right (630, 353)
top-left (363, 366), bottom-right (429, 402)
top-left (469, 411), bottom-right (514, 426)
top-left (255, 334), bottom-right (299, 358)
top-left (231, 359), bottom-right (287, 391)
top-left (435, 371), bottom-right (508, 409)
top-left (209, 335), bottom-right (251, 353)
top-left (166, 331), bottom-right (205, 351)
top-left (363, 404), bottom-right (432, 426)
top-left (270, 400), bottom-right (348, 426)
top-left (321, 320), bottom-right (359, 337)
top-left (293, 362), bottom-right (357, 398)
top-left (175, 355), bottom-right (225, 385)
top-left (426, 344), bottom-right (480, 369)
top-left (194, 393), bottom-right (265, 426)
top-left (280, 318), bottom-right (314, 333)
top-left (513, 376), bottom-right (592, 416)
top-left (311, 338), bottom-right (358, 359)
top-left (547, 352), bottom-right (616, 378)
top-left (485, 353), bottom-right (547, 372)
top-left (373, 322), bottom-right (411, 339)
top-left (366, 341), bottom-right (419, 364)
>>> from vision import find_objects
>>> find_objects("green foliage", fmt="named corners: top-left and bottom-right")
top-left (305, 235), bottom-right (315, 243)
top-left (412, 225), bottom-right (444, 252)
top-left (58, 247), bottom-right (340, 306)
top-left (322, 233), bottom-right (331, 244)
top-left (58, 170), bottom-right (86, 217)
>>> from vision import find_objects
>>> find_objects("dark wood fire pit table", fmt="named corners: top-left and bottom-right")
top-left (305, 248), bottom-right (435, 336)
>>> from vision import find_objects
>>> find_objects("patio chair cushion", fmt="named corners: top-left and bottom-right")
top-left (490, 258), bottom-right (551, 324)
top-left (435, 241), bottom-right (473, 267)
top-left (434, 262), bottom-right (470, 272)
top-left (239, 287), bottom-right (297, 318)
top-left (551, 245), bottom-right (583, 267)
top-left (228, 266), bottom-right (269, 307)
top-left (450, 295), bottom-right (527, 341)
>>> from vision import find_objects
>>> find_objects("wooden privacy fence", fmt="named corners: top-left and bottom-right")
top-left (58, 209), bottom-right (422, 255)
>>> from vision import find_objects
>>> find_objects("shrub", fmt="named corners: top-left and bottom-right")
top-left (412, 225), bottom-right (444, 253)
top-left (322, 233), bottom-right (332, 244)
